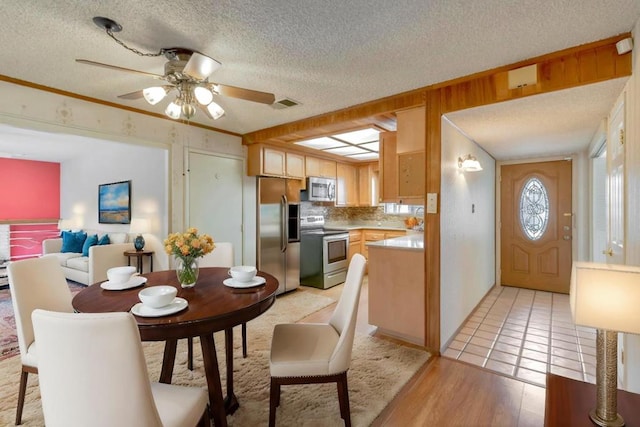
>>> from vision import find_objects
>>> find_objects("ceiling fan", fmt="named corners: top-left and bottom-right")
top-left (76, 17), bottom-right (276, 121)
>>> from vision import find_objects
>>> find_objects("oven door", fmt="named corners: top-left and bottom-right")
top-left (323, 233), bottom-right (349, 273)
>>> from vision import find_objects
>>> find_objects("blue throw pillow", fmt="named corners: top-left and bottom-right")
top-left (82, 234), bottom-right (99, 257)
top-left (97, 234), bottom-right (110, 245)
top-left (60, 231), bottom-right (87, 253)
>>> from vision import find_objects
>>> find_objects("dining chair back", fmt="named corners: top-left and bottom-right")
top-left (31, 309), bottom-right (208, 427)
top-left (7, 256), bottom-right (73, 425)
top-left (268, 253), bottom-right (366, 427)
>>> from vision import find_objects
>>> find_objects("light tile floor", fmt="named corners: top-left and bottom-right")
top-left (442, 285), bottom-right (597, 387)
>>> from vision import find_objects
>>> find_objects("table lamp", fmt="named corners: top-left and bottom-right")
top-left (570, 262), bottom-right (640, 427)
top-left (57, 218), bottom-right (75, 231)
top-left (129, 218), bottom-right (150, 251)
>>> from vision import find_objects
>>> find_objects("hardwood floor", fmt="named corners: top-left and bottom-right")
top-left (297, 280), bottom-right (547, 427)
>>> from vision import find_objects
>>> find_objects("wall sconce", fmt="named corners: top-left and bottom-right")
top-left (571, 262), bottom-right (640, 426)
top-left (129, 218), bottom-right (150, 251)
top-left (458, 154), bottom-right (483, 172)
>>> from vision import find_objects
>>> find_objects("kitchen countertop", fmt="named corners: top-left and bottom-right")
top-left (324, 224), bottom-right (407, 232)
top-left (366, 234), bottom-right (424, 251)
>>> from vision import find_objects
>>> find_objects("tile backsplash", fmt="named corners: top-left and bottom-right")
top-left (300, 202), bottom-right (408, 227)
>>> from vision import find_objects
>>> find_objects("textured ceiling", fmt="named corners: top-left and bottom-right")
top-left (1, 1), bottom-right (639, 160)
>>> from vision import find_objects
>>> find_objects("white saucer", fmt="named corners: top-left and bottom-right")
top-left (101, 276), bottom-right (147, 291)
top-left (223, 276), bottom-right (266, 289)
top-left (130, 297), bottom-right (188, 317)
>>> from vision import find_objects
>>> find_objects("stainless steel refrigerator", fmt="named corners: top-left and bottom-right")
top-left (257, 177), bottom-right (300, 295)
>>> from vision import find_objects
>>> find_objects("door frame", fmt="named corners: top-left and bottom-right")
top-left (495, 154), bottom-right (587, 288)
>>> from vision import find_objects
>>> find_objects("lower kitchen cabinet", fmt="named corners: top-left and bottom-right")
top-left (347, 230), bottom-right (362, 263)
top-left (368, 244), bottom-right (424, 346)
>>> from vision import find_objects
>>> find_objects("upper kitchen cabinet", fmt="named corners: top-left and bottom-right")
top-left (379, 131), bottom-right (398, 203)
top-left (396, 106), bottom-right (426, 153)
top-left (398, 151), bottom-right (425, 201)
top-left (336, 163), bottom-right (358, 206)
top-left (247, 144), bottom-right (304, 179)
top-left (358, 162), bottom-right (378, 206)
top-left (305, 156), bottom-right (337, 179)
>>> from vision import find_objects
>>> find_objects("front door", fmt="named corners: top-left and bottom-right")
top-left (500, 160), bottom-right (572, 293)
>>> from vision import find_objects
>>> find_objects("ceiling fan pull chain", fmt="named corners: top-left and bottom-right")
top-left (105, 28), bottom-right (166, 58)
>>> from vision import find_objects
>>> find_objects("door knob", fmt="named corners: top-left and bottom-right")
top-left (602, 248), bottom-right (613, 257)
top-left (563, 235), bottom-right (571, 240)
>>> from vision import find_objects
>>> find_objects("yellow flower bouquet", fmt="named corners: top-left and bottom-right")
top-left (164, 227), bottom-right (215, 287)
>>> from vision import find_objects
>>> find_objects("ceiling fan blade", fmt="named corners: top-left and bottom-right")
top-left (183, 52), bottom-right (221, 80)
top-left (117, 90), bottom-right (145, 100)
top-left (215, 84), bottom-right (275, 105)
top-left (76, 59), bottom-right (165, 80)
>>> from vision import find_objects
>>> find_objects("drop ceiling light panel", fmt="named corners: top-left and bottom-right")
top-left (295, 137), bottom-right (347, 149)
top-left (333, 128), bottom-right (380, 143)
top-left (358, 141), bottom-right (379, 152)
top-left (348, 152), bottom-right (379, 160)
top-left (325, 146), bottom-right (369, 156)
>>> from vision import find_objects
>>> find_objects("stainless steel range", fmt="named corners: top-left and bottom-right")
top-left (300, 216), bottom-right (349, 289)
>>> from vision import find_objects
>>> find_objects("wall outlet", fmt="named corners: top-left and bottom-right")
top-left (426, 193), bottom-right (438, 214)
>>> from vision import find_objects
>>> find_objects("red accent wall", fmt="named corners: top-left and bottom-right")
top-left (0, 158), bottom-right (60, 260)
top-left (0, 158), bottom-right (60, 220)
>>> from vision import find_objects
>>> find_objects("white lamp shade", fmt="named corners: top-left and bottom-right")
top-left (142, 87), bottom-right (167, 105)
top-left (165, 101), bottom-right (182, 119)
top-left (194, 86), bottom-right (214, 105)
top-left (57, 218), bottom-right (75, 230)
top-left (206, 101), bottom-right (225, 120)
top-left (570, 262), bottom-right (640, 334)
top-left (129, 218), bottom-right (150, 234)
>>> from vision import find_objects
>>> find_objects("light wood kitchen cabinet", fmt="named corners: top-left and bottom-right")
top-left (286, 152), bottom-right (305, 179)
top-left (336, 163), bottom-right (358, 206)
top-left (379, 131), bottom-right (398, 203)
top-left (248, 145), bottom-right (306, 179)
top-left (305, 156), bottom-right (337, 179)
top-left (396, 106), bottom-right (426, 154)
top-left (398, 151), bottom-right (425, 201)
top-left (358, 162), bottom-right (378, 206)
top-left (348, 230), bottom-right (362, 263)
top-left (361, 229), bottom-right (406, 260)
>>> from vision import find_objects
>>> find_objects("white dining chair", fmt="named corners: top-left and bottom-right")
top-left (32, 309), bottom-right (209, 427)
top-left (268, 253), bottom-right (366, 427)
top-left (7, 256), bottom-right (74, 425)
top-left (187, 242), bottom-right (247, 370)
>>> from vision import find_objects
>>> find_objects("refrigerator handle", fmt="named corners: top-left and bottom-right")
top-left (281, 195), bottom-right (288, 253)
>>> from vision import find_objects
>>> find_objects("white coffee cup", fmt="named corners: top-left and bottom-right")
top-left (107, 266), bottom-right (137, 284)
top-left (228, 265), bottom-right (257, 283)
top-left (138, 285), bottom-right (177, 309)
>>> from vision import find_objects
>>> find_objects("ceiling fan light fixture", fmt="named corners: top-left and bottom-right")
top-left (206, 101), bottom-right (225, 120)
top-left (194, 86), bottom-right (214, 105)
top-left (143, 86), bottom-right (168, 105)
top-left (165, 100), bottom-right (182, 120)
top-left (182, 103), bottom-right (196, 119)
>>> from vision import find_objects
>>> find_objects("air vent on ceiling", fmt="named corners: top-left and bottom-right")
top-left (271, 98), bottom-right (300, 110)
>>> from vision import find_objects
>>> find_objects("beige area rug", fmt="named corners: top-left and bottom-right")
top-left (0, 289), bottom-right (429, 426)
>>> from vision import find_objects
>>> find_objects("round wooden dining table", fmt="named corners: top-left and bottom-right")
top-left (72, 267), bottom-right (279, 427)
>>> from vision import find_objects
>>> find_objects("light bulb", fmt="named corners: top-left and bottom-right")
top-left (206, 101), bottom-right (225, 120)
top-left (194, 86), bottom-right (214, 105)
top-left (165, 101), bottom-right (182, 119)
top-left (142, 87), bottom-right (167, 105)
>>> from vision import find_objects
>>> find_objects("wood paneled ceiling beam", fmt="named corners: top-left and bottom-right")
top-left (243, 33), bottom-right (632, 146)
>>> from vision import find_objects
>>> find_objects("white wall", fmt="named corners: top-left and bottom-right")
top-left (619, 16), bottom-right (640, 393)
top-left (0, 81), bottom-right (256, 271)
top-left (440, 117), bottom-right (496, 349)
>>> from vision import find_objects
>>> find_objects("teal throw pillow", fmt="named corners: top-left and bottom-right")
top-left (61, 231), bottom-right (87, 253)
top-left (97, 234), bottom-right (111, 245)
top-left (82, 234), bottom-right (99, 257)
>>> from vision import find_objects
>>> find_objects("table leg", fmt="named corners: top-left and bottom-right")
top-left (200, 334), bottom-right (227, 427)
top-left (159, 339), bottom-right (177, 384)
top-left (224, 328), bottom-right (239, 414)
top-left (138, 256), bottom-right (143, 274)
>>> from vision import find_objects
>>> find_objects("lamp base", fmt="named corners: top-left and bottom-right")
top-left (589, 409), bottom-right (624, 427)
top-left (134, 235), bottom-right (145, 251)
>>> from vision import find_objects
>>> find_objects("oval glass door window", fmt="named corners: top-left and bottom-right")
top-left (519, 177), bottom-right (549, 240)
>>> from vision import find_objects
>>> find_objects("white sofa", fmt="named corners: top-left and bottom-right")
top-left (42, 230), bottom-right (134, 286)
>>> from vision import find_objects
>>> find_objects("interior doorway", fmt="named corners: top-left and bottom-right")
top-left (500, 160), bottom-right (573, 293)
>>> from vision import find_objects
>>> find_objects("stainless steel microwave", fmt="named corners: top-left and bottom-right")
top-left (301, 177), bottom-right (336, 202)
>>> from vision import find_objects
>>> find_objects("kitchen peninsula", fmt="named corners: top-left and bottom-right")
top-left (367, 233), bottom-right (425, 346)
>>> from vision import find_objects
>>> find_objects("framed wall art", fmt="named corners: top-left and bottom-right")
top-left (98, 180), bottom-right (131, 224)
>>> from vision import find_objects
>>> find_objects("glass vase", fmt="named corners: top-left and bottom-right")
top-left (176, 257), bottom-right (199, 288)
